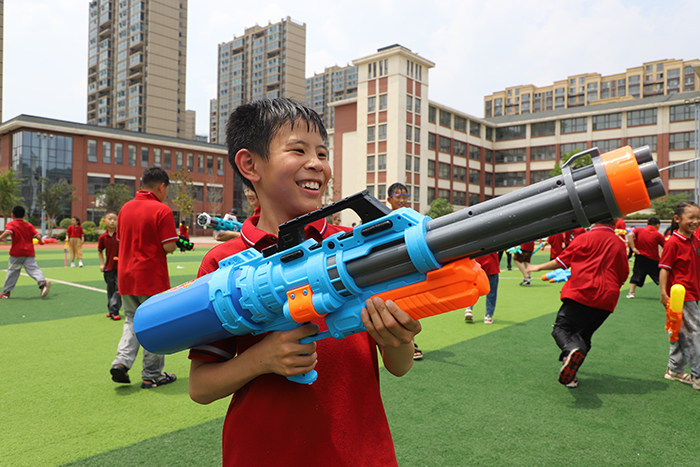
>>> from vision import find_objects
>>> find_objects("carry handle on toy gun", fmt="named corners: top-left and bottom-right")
top-left (541, 268), bottom-right (571, 283)
top-left (134, 145), bottom-right (666, 384)
top-left (665, 284), bottom-right (685, 343)
top-left (197, 212), bottom-right (243, 232)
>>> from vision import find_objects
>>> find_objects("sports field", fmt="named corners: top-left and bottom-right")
top-left (1, 243), bottom-right (699, 467)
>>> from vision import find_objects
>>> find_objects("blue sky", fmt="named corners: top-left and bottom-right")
top-left (4, 0), bottom-right (699, 135)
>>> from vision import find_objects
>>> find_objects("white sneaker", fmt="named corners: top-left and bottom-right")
top-left (79, 261), bottom-right (84, 268)
top-left (692, 375), bottom-right (700, 391)
top-left (565, 377), bottom-right (578, 388)
top-left (40, 281), bottom-right (51, 298)
top-left (484, 316), bottom-right (493, 324)
top-left (626, 293), bottom-right (635, 299)
top-left (70, 263), bottom-right (75, 268)
top-left (464, 307), bottom-right (473, 322)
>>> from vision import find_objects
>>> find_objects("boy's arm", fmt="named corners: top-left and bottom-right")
top-left (525, 258), bottom-right (560, 275)
top-left (189, 323), bottom-right (320, 405)
top-left (627, 232), bottom-right (639, 255)
top-left (0, 231), bottom-right (10, 241)
top-left (163, 241), bottom-right (177, 254)
top-left (361, 297), bottom-right (421, 377)
top-left (98, 250), bottom-right (105, 272)
top-left (659, 269), bottom-right (670, 305)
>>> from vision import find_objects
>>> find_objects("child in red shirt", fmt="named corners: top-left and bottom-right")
top-left (659, 202), bottom-right (700, 388)
top-left (514, 241), bottom-right (535, 286)
top-left (66, 216), bottom-right (84, 268)
top-left (626, 216), bottom-right (665, 299)
top-left (527, 219), bottom-right (628, 388)
top-left (98, 212), bottom-right (121, 320)
top-left (188, 98), bottom-right (421, 467)
top-left (546, 233), bottom-right (565, 261)
top-left (0, 205), bottom-right (51, 299)
top-left (464, 252), bottom-right (500, 324)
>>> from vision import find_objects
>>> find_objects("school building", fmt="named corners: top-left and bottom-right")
top-left (329, 45), bottom-right (700, 224)
top-left (0, 114), bottom-right (235, 234)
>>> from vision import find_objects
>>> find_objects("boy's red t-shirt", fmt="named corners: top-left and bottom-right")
top-left (520, 241), bottom-right (535, 252)
top-left (632, 225), bottom-right (665, 261)
top-left (66, 225), bottom-right (84, 238)
top-left (190, 214), bottom-right (399, 467)
top-left (97, 230), bottom-right (119, 272)
top-left (547, 233), bottom-right (565, 260)
top-left (555, 225), bottom-right (629, 312)
top-left (476, 252), bottom-right (500, 275)
top-left (117, 191), bottom-right (178, 296)
top-left (4, 219), bottom-right (38, 257)
top-left (659, 231), bottom-right (700, 301)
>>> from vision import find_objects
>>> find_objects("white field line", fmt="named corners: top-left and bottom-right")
top-left (19, 273), bottom-right (107, 293)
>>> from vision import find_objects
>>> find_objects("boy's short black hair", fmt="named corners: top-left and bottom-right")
top-left (225, 97), bottom-right (327, 190)
top-left (387, 182), bottom-right (408, 196)
top-left (141, 167), bottom-right (170, 189)
top-left (11, 205), bottom-right (25, 218)
top-left (647, 217), bottom-right (661, 226)
top-left (105, 211), bottom-right (117, 217)
top-left (596, 217), bottom-right (616, 227)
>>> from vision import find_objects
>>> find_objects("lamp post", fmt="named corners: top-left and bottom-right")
top-left (36, 133), bottom-right (53, 237)
top-left (686, 97), bottom-right (700, 205)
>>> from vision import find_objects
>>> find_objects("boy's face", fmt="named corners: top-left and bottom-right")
top-left (253, 122), bottom-right (330, 220)
top-left (104, 213), bottom-right (117, 230)
top-left (387, 190), bottom-right (409, 210)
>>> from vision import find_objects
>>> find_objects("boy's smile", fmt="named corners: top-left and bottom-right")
top-left (252, 122), bottom-right (330, 232)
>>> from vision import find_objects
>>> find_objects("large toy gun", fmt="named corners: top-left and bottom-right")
top-left (665, 284), bottom-right (685, 343)
top-left (134, 145), bottom-right (665, 384)
top-left (197, 212), bottom-right (243, 232)
top-left (541, 268), bottom-right (571, 283)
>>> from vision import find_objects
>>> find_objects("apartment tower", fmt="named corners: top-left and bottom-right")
top-left (210, 17), bottom-right (306, 144)
top-left (305, 64), bottom-right (358, 129)
top-left (87, 0), bottom-right (187, 138)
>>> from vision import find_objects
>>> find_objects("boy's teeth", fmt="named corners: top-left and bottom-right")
top-left (299, 181), bottom-right (320, 190)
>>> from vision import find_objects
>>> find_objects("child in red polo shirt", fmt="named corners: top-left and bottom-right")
top-left (188, 98), bottom-right (421, 467)
top-left (626, 216), bottom-right (665, 299)
top-left (0, 205), bottom-right (51, 299)
top-left (659, 202), bottom-right (700, 388)
top-left (546, 233), bottom-right (565, 261)
top-left (514, 241), bottom-right (535, 286)
top-left (98, 211), bottom-right (121, 320)
top-left (464, 252), bottom-right (500, 324)
top-left (66, 216), bottom-right (84, 268)
top-left (527, 218), bottom-right (628, 388)
top-left (109, 167), bottom-right (179, 389)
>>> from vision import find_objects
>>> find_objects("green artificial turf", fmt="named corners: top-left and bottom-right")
top-left (3, 248), bottom-right (700, 467)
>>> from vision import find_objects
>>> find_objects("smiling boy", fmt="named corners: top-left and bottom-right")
top-left (189, 98), bottom-right (421, 467)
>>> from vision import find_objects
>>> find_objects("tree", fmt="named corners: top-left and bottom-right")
top-left (651, 193), bottom-right (692, 219)
top-left (169, 167), bottom-right (194, 222)
top-left (425, 198), bottom-right (454, 219)
top-left (549, 149), bottom-right (591, 177)
top-left (36, 177), bottom-right (77, 236)
top-left (95, 183), bottom-right (132, 214)
top-left (0, 169), bottom-right (25, 220)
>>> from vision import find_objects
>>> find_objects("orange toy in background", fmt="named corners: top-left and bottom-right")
top-left (665, 284), bottom-right (685, 343)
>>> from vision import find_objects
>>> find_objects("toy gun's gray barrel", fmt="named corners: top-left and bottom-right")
top-left (346, 146), bottom-right (664, 288)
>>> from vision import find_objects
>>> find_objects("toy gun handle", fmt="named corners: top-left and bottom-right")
top-left (665, 284), bottom-right (685, 343)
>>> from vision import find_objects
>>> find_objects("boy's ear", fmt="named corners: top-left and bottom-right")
top-left (235, 149), bottom-right (261, 184)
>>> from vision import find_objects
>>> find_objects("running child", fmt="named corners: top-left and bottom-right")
top-left (98, 212), bottom-right (121, 320)
top-left (626, 217), bottom-right (665, 299)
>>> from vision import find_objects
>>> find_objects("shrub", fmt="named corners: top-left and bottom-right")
top-left (59, 218), bottom-right (73, 229)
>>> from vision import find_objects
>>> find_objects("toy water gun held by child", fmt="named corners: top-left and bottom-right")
top-left (665, 284), bottom-right (685, 343)
top-left (134, 145), bottom-right (665, 384)
top-left (506, 245), bottom-right (522, 255)
top-left (541, 268), bottom-right (571, 283)
top-left (197, 212), bottom-right (243, 232)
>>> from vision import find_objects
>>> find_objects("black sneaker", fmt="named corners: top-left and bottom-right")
top-left (559, 349), bottom-right (585, 385)
top-left (519, 278), bottom-right (532, 286)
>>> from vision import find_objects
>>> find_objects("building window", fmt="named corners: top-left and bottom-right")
top-left (428, 105), bottom-right (436, 123)
top-left (367, 155), bottom-right (375, 171)
top-left (495, 172), bottom-right (526, 186)
top-left (414, 127), bottom-right (420, 143)
top-left (378, 154), bottom-right (387, 170)
top-left (670, 104), bottom-right (695, 122)
top-left (87, 175), bottom-right (111, 195)
top-left (627, 108), bottom-right (657, 126)
top-left (368, 126), bottom-right (376, 142)
top-left (415, 98), bottom-right (421, 114)
top-left (428, 160), bottom-right (435, 177)
top-left (368, 96), bottom-right (376, 112)
top-left (102, 141), bottom-right (111, 164)
top-left (439, 110), bottom-right (452, 128)
top-left (470, 121), bottom-right (481, 137)
top-left (453, 140), bottom-right (466, 156)
top-left (627, 135), bottom-right (657, 152)
top-left (153, 148), bottom-right (161, 167)
top-left (428, 187), bottom-right (435, 204)
top-left (128, 145), bottom-right (137, 166)
top-left (406, 124), bottom-right (413, 142)
top-left (592, 113), bottom-right (621, 130)
top-left (140, 146), bottom-right (149, 167)
top-left (378, 124), bottom-right (387, 141)
top-left (484, 149), bottom-right (493, 163)
top-left (530, 170), bottom-right (551, 184)
top-left (469, 145), bottom-right (480, 160)
top-left (379, 94), bottom-right (387, 111)
top-left (218, 157), bottom-right (225, 176)
top-left (437, 136), bottom-right (450, 154)
top-left (438, 189), bottom-right (450, 201)
top-left (186, 153), bottom-right (194, 172)
top-left (88, 139), bottom-right (98, 162)
top-left (438, 162), bottom-right (451, 179)
top-left (495, 124), bottom-right (526, 141)
top-left (531, 145), bottom-right (556, 161)
top-left (207, 155), bottom-right (214, 174)
top-left (591, 139), bottom-right (622, 153)
top-left (428, 133), bottom-right (436, 150)
top-left (669, 132), bottom-right (695, 150)
top-left (413, 185), bottom-right (419, 202)
top-left (495, 148), bottom-right (526, 163)
top-left (377, 184), bottom-right (386, 200)
top-left (485, 127), bottom-right (494, 141)
top-left (163, 150), bottom-right (171, 170)
top-left (197, 154), bottom-right (204, 173)
top-left (531, 121), bottom-right (555, 137)
top-left (406, 95), bottom-right (413, 112)
top-left (560, 143), bottom-right (587, 154)
top-left (114, 143), bottom-right (123, 165)
top-left (468, 169), bottom-right (479, 184)
top-left (453, 191), bottom-right (466, 206)
top-left (561, 117), bottom-right (587, 134)
top-left (406, 154), bottom-right (413, 171)
top-left (176, 151), bottom-right (183, 170)
top-left (454, 115), bottom-right (467, 132)
top-left (366, 185), bottom-right (375, 197)
top-left (453, 166), bottom-right (466, 182)
top-left (669, 163), bottom-right (694, 178)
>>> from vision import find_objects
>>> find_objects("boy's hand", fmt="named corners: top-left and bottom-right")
top-left (525, 264), bottom-right (539, 275)
top-left (100, 265), bottom-right (105, 272)
top-left (361, 297), bottom-right (421, 348)
top-left (660, 292), bottom-right (670, 306)
top-left (254, 323), bottom-right (319, 378)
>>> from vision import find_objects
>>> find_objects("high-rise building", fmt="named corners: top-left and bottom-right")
top-left (484, 58), bottom-right (700, 118)
top-left (87, 0), bottom-right (188, 138)
top-left (0, 0), bottom-right (4, 124)
top-left (305, 64), bottom-right (358, 129)
top-left (210, 17), bottom-right (306, 144)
